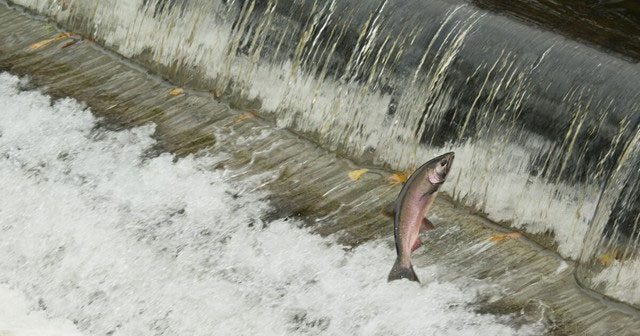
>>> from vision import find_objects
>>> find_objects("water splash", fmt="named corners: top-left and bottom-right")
top-left (0, 72), bottom-right (546, 335)
top-left (6, 0), bottom-right (640, 306)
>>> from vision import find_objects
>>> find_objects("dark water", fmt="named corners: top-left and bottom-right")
top-left (474, 0), bottom-right (640, 62)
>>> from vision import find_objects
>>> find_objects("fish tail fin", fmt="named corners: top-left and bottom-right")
top-left (387, 257), bottom-right (420, 283)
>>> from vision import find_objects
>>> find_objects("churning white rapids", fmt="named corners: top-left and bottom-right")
top-left (0, 73), bottom-right (541, 336)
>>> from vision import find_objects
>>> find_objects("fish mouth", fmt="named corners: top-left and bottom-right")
top-left (442, 151), bottom-right (455, 163)
top-left (443, 152), bottom-right (454, 169)
top-left (434, 151), bottom-right (455, 165)
top-left (432, 152), bottom-right (454, 184)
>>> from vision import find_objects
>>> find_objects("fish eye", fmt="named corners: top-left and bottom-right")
top-left (440, 160), bottom-right (447, 167)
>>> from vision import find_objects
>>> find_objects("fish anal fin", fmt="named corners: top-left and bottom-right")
top-left (411, 238), bottom-right (422, 252)
top-left (421, 218), bottom-right (435, 231)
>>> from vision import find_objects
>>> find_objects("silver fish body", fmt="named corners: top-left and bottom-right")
top-left (388, 152), bottom-right (454, 282)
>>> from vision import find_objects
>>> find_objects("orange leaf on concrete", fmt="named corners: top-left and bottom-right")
top-left (29, 32), bottom-right (71, 51)
top-left (169, 87), bottom-right (184, 96)
top-left (598, 248), bottom-right (622, 266)
top-left (489, 232), bottom-right (522, 243)
top-left (348, 169), bottom-right (369, 181)
top-left (234, 111), bottom-right (258, 124)
top-left (389, 172), bottom-right (409, 185)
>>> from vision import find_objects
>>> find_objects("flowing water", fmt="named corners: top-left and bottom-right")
top-left (3, 0), bottom-right (640, 310)
top-left (0, 72), bottom-right (545, 335)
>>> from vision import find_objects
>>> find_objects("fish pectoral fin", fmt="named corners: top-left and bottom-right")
top-left (411, 238), bottom-right (423, 252)
top-left (421, 218), bottom-right (435, 231)
top-left (381, 202), bottom-right (396, 218)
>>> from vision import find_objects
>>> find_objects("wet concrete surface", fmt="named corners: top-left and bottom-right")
top-left (1, 3), bottom-right (640, 334)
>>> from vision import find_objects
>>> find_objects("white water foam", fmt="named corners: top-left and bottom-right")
top-left (593, 258), bottom-right (640, 307)
top-left (431, 138), bottom-right (600, 259)
top-left (0, 284), bottom-right (83, 336)
top-left (7, 0), bottom-right (605, 261)
top-left (0, 72), bottom-right (541, 335)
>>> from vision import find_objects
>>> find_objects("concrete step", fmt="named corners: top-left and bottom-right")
top-left (1, 3), bottom-right (639, 334)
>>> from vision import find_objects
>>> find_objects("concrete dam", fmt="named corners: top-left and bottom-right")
top-left (0, 0), bottom-right (639, 334)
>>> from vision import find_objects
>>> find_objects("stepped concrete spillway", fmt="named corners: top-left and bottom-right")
top-left (4, 0), bottom-right (640, 311)
top-left (2, 3), bottom-right (640, 335)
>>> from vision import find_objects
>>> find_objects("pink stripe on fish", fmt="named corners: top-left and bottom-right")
top-left (428, 171), bottom-right (444, 184)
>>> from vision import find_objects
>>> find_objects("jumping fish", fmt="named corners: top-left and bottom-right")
top-left (387, 152), bottom-right (455, 282)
